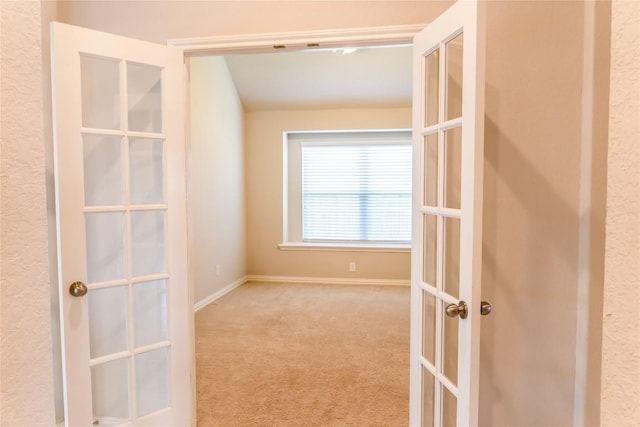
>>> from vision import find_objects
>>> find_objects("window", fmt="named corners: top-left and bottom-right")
top-left (283, 130), bottom-right (412, 250)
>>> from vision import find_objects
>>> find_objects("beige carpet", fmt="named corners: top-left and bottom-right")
top-left (195, 281), bottom-right (410, 427)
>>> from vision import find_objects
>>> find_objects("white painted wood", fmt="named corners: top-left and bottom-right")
top-left (194, 275), bottom-right (409, 313)
top-left (277, 242), bottom-right (410, 253)
top-left (410, 2), bottom-right (485, 426)
top-left (194, 276), bottom-right (248, 312)
top-left (51, 22), bottom-right (193, 426)
top-left (168, 24), bottom-right (425, 54)
top-left (246, 275), bottom-right (410, 287)
top-left (574, 2), bottom-right (596, 425)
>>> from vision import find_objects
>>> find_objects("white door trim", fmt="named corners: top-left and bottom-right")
top-left (167, 24), bottom-right (425, 54)
top-left (172, 22), bottom-right (427, 426)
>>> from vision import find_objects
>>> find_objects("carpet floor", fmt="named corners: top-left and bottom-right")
top-left (195, 281), bottom-right (410, 427)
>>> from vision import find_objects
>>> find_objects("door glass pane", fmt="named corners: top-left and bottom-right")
top-left (131, 210), bottom-right (166, 277)
top-left (444, 127), bottom-right (462, 209)
top-left (444, 217), bottom-right (461, 299)
top-left (127, 63), bottom-right (162, 133)
top-left (91, 358), bottom-right (130, 424)
top-left (88, 286), bottom-right (128, 359)
top-left (129, 138), bottom-right (164, 205)
top-left (83, 135), bottom-right (123, 207)
top-left (81, 55), bottom-right (120, 130)
top-left (424, 49), bottom-right (439, 127)
top-left (421, 366), bottom-right (435, 427)
top-left (445, 33), bottom-right (463, 121)
top-left (423, 215), bottom-right (438, 287)
top-left (442, 300), bottom-right (459, 385)
top-left (133, 280), bottom-right (167, 347)
top-left (85, 212), bottom-right (125, 283)
top-left (423, 133), bottom-right (438, 207)
top-left (442, 385), bottom-right (457, 427)
top-left (136, 348), bottom-right (170, 417)
top-left (422, 290), bottom-right (436, 364)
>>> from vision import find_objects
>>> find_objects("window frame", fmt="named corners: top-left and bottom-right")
top-left (281, 129), bottom-right (412, 252)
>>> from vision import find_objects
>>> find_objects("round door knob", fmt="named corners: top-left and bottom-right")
top-left (69, 281), bottom-right (88, 297)
top-left (445, 301), bottom-right (468, 319)
top-left (481, 301), bottom-right (492, 316)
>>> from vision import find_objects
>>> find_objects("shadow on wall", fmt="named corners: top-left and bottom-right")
top-left (479, 84), bottom-right (582, 425)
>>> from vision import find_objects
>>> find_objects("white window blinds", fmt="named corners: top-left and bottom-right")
top-left (301, 143), bottom-right (412, 243)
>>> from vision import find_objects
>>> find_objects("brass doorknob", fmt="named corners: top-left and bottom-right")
top-left (69, 281), bottom-right (88, 297)
top-left (481, 301), bottom-right (492, 316)
top-left (445, 301), bottom-right (468, 319)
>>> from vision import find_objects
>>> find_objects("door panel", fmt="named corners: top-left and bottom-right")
top-left (410, 2), bottom-right (485, 426)
top-left (51, 22), bottom-right (192, 426)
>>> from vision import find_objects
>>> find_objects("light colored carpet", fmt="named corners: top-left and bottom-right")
top-left (195, 281), bottom-right (410, 427)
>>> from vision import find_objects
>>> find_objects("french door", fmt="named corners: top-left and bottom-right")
top-left (51, 1), bottom-right (484, 425)
top-left (410, 2), bottom-right (486, 426)
top-left (51, 23), bottom-right (193, 426)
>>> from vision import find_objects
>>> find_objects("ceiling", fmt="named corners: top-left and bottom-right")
top-left (224, 45), bottom-right (413, 112)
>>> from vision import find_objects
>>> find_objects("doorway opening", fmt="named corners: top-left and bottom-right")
top-left (182, 31), bottom-right (418, 425)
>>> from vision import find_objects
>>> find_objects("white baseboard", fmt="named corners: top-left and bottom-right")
top-left (194, 275), bottom-right (409, 312)
top-left (194, 276), bottom-right (248, 312)
top-left (245, 275), bottom-right (410, 287)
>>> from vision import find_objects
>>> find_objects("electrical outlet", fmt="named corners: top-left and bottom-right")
top-left (349, 262), bottom-right (356, 272)
top-left (216, 264), bottom-right (220, 276)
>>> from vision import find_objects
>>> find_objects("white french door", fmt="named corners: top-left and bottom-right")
top-left (410, 2), bottom-right (485, 426)
top-left (51, 23), bottom-right (193, 426)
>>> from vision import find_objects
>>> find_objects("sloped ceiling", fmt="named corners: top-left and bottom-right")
top-left (224, 45), bottom-right (413, 111)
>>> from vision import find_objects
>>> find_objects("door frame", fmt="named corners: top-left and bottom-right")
top-left (168, 24), bottom-right (426, 55)
top-left (169, 23), bottom-right (426, 424)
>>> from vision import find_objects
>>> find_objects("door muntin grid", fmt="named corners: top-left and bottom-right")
top-left (81, 53), bottom-right (172, 425)
top-left (419, 28), bottom-right (465, 427)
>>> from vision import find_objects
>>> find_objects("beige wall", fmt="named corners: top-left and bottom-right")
top-left (600, 0), bottom-right (640, 425)
top-left (189, 56), bottom-right (247, 304)
top-left (479, 1), bottom-right (609, 425)
top-left (245, 108), bottom-right (411, 280)
top-left (57, 1), bottom-right (453, 44)
top-left (0, 1), bottom-right (56, 425)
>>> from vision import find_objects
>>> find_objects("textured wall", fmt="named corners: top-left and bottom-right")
top-left (189, 56), bottom-right (247, 304)
top-left (0, 1), bottom-right (56, 425)
top-left (600, 0), bottom-right (640, 425)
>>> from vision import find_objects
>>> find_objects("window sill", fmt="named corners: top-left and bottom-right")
top-left (278, 242), bottom-right (411, 253)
